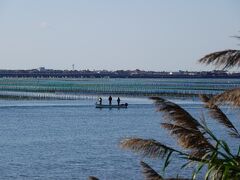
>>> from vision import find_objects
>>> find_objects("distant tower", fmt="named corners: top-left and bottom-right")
top-left (72, 64), bottom-right (75, 70)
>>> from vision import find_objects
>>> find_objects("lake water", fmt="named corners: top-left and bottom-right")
top-left (0, 97), bottom-right (239, 179)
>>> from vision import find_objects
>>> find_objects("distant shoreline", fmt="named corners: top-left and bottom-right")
top-left (0, 69), bottom-right (240, 78)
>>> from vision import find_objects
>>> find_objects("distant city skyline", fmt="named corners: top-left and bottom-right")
top-left (0, 0), bottom-right (239, 71)
top-left (0, 68), bottom-right (237, 79)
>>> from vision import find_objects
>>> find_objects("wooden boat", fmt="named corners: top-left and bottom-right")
top-left (95, 103), bottom-right (128, 108)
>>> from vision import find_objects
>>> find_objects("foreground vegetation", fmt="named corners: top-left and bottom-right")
top-left (121, 95), bottom-right (240, 179)
top-left (88, 35), bottom-right (240, 179)
top-left (120, 37), bottom-right (240, 179)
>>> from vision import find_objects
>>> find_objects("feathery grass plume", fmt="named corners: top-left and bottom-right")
top-left (150, 97), bottom-right (201, 130)
top-left (198, 49), bottom-right (240, 69)
top-left (231, 34), bottom-right (240, 40)
top-left (120, 138), bottom-right (175, 158)
top-left (150, 97), bottom-right (213, 157)
top-left (88, 176), bottom-right (99, 180)
top-left (141, 161), bottom-right (191, 180)
top-left (208, 88), bottom-right (240, 107)
top-left (161, 123), bottom-right (212, 151)
top-left (140, 161), bottom-right (163, 180)
top-left (200, 94), bottom-right (240, 138)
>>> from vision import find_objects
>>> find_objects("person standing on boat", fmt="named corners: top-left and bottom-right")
top-left (98, 97), bottom-right (102, 105)
top-left (117, 97), bottom-right (120, 106)
top-left (108, 96), bottom-right (112, 105)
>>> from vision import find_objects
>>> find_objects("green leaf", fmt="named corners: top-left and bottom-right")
top-left (221, 140), bottom-right (231, 155)
top-left (237, 146), bottom-right (240, 156)
top-left (193, 162), bottom-right (205, 180)
top-left (205, 165), bottom-right (218, 180)
top-left (163, 151), bottom-right (173, 172)
top-left (181, 161), bottom-right (192, 169)
top-left (222, 165), bottom-right (230, 180)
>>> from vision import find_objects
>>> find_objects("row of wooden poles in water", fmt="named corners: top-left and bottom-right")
top-left (0, 89), bottom-right (222, 100)
top-left (0, 81), bottom-right (233, 92)
top-left (0, 91), bottom-right (93, 100)
top-left (0, 80), bottom-right (235, 98)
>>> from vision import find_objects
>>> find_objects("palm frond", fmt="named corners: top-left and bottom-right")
top-left (120, 138), bottom-right (176, 158)
top-left (140, 161), bottom-right (163, 180)
top-left (200, 94), bottom-right (240, 138)
top-left (208, 88), bottom-right (240, 106)
top-left (161, 123), bottom-right (212, 151)
top-left (198, 49), bottom-right (240, 69)
top-left (150, 97), bottom-right (201, 130)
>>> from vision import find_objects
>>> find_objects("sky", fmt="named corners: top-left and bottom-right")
top-left (0, 0), bottom-right (239, 71)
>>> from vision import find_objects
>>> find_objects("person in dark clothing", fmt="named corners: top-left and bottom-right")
top-left (108, 96), bottom-right (112, 105)
top-left (117, 97), bottom-right (120, 106)
top-left (98, 97), bottom-right (102, 105)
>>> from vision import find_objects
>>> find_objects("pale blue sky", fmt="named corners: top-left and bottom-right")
top-left (0, 0), bottom-right (239, 71)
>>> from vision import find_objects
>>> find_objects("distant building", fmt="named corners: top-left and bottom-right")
top-left (38, 67), bottom-right (46, 72)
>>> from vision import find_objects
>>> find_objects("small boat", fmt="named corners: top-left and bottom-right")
top-left (95, 103), bottom-right (128, 108)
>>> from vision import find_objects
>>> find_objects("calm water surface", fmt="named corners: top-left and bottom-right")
top-left (0, 97), bottom-right (239, 179)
